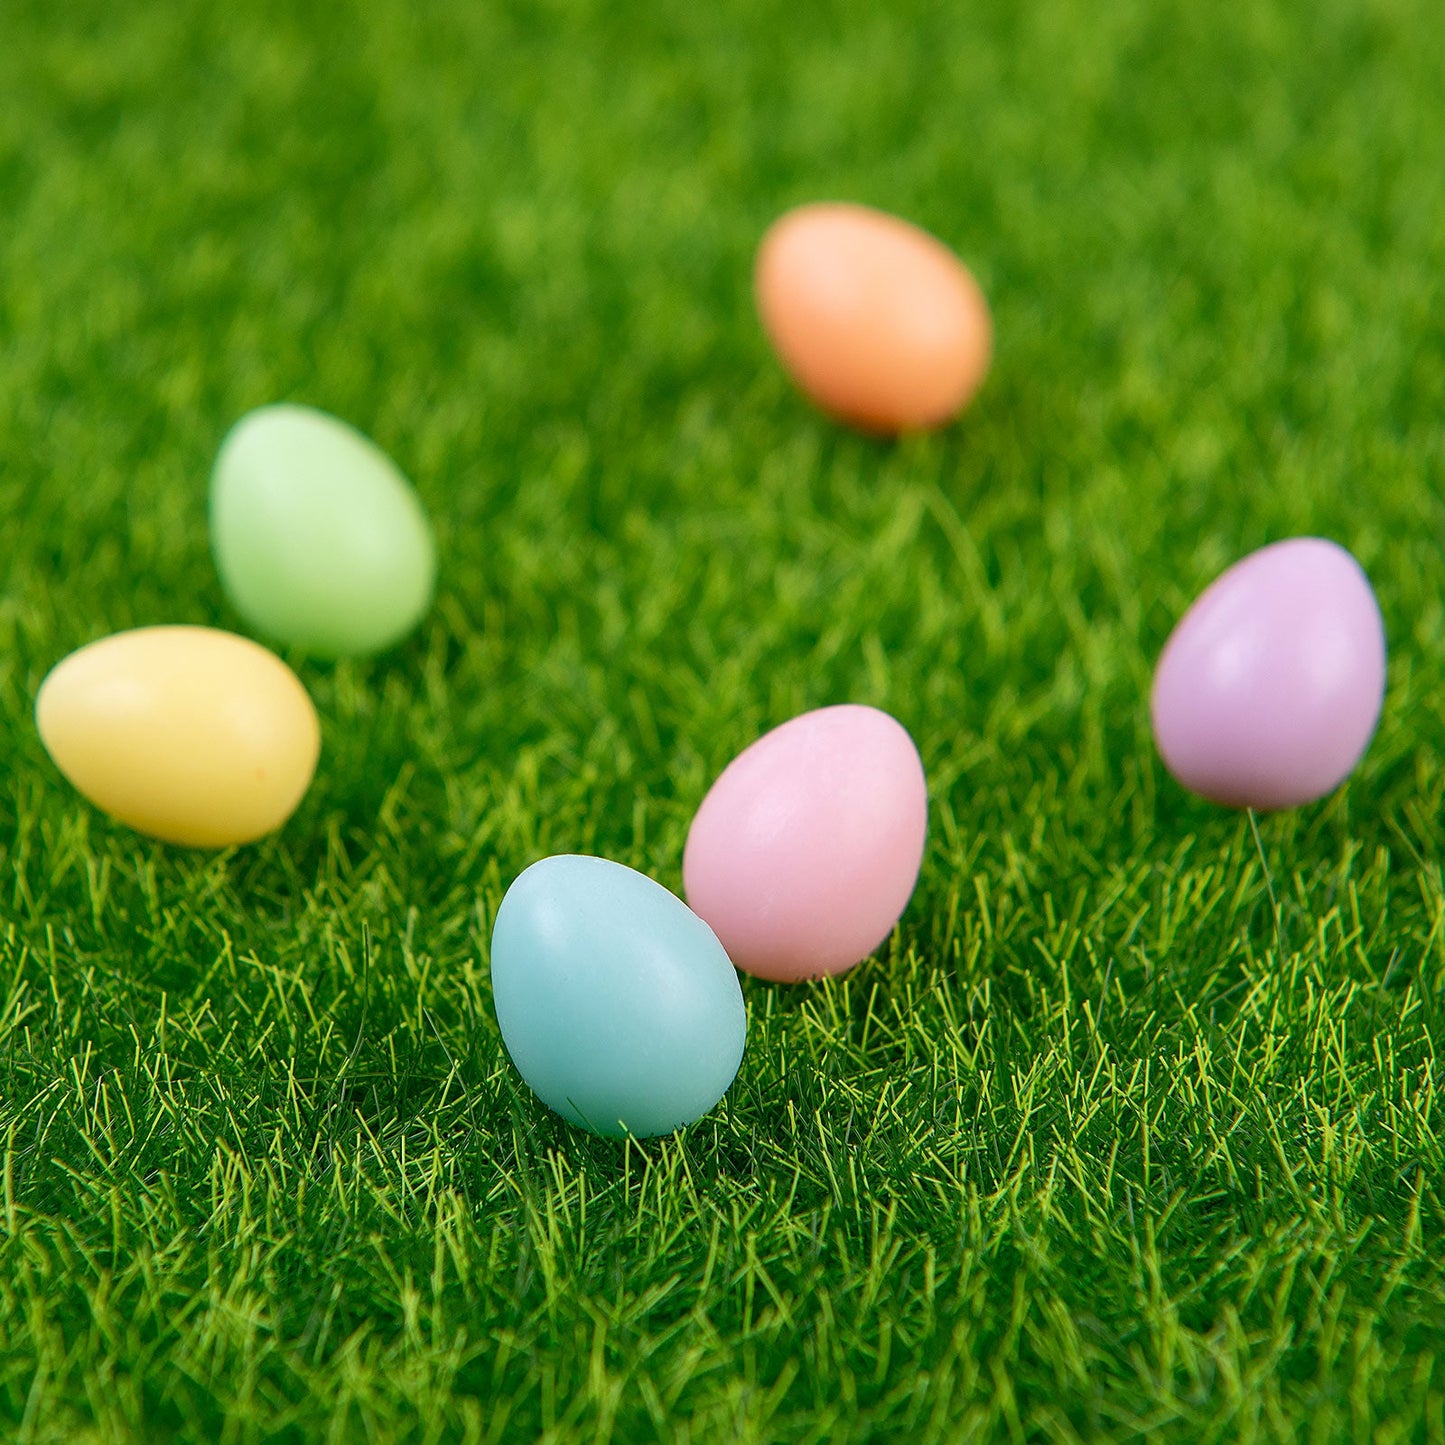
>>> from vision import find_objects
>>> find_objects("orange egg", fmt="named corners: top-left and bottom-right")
top-left (755, 202), bottom-right (993, 435)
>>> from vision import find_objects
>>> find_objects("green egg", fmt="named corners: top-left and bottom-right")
top-left (210, 404), bottom-right (437, 658)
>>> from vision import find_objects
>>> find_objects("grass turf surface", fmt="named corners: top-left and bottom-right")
top-left (2, 0), bottom-right (1445, 1438)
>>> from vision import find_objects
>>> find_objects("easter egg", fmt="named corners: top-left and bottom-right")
top-left (1150, 537), bottom-right (1386, 811)
top-left (490, 855), bottom-right (747, 1137)
top-left (682, 704), bottom-right (928, 982)
top-left (210, 403), bottom-right (436, 657)
top-left (755, 202), bottom-right (992, 434)
top-left (36, 625), bottom-right (320, 847)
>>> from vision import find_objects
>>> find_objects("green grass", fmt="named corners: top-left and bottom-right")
top-left (2, 0), bottom-right (1445, 1438)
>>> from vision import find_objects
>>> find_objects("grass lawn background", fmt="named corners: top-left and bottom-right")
top-left (3, 0), bottom-right (1445, 1438)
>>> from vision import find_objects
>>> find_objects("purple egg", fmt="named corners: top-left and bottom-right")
top-left (1150, 537), bottom-right (1386, 811)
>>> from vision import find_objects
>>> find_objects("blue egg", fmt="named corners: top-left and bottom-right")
top-left (490, 855), bottom-right (747, 1137)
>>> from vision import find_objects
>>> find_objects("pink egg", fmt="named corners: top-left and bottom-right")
top-left (1150, 537), bottom-right (1386, 811)
top-left (682, 704), bottom-right (928, 982)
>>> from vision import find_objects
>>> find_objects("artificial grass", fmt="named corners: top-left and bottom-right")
top-left (2, 0), bottom-right (1445, 1438)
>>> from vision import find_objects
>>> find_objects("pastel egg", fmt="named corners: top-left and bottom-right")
top-left (1150, 537), bottom-right (1386, 811)
top-left (755, 202), bottom-right (992, 434)
top-left (683, 704), bottom-right (928, 982)
top-left (211, 403), bottom-right (437, 657)
top-left (36, 625), bottom-right (320, 847)
top-left (490, 855), bottom-right (746, 1137)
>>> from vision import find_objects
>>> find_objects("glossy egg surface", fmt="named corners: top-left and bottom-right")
top-left (755, 202), bottom-right (992, 433)
top-left (1150, 537), bottom-right (1386, 810)
top-left (36, 625), bottom-right (321, 847)
top-left (490, 855), bottom-right (747, 1137)
top-left (683, 704), bottom-right (928, 982)
top-left (211, 403), bottom-right (436, 657)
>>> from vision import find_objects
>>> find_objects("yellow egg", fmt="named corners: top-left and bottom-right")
top-left (36, 625), bottom-right (320, 847)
